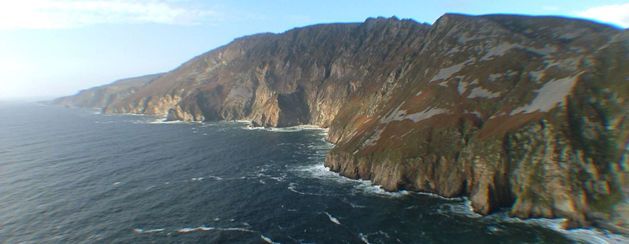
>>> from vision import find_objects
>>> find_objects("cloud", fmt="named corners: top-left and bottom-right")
top-left (576, 3), bottom-right (629, 28)
top-left (0, 0), bottom-right (220, 30)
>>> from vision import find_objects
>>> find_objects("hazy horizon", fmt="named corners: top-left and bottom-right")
top-left (1, 0), bottom-right (627, 100)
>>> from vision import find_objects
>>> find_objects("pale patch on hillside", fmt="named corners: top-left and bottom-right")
top-left (467, 87), bottom-right (501, 99)
top-left (511, 74), bottom-right (581, 114)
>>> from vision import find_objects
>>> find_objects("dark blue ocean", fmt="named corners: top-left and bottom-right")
top-left (0, 102), bottom-right (623, 243)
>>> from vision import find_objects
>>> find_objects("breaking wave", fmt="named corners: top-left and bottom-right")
top-left (291, 163), bottom-right (410, 198)
top-left (133, 228), bottom-right (165, 234)
top-left (496, 215), bottom-right (628, 244)
top-left (175, 226), bottom-right (256, 234)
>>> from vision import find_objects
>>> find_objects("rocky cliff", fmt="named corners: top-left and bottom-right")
top-left (55, 14), bottom-right (628, 231)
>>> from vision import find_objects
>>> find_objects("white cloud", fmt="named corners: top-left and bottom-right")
top-left (0, 0), bottom-right (220, 30)
top-left (576, 3), bottom-right (629, 28)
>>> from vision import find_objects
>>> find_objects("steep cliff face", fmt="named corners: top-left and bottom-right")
top-left (53, 73), bottom-right (163, 109)
top-left (101, 18), bottom-right (431, 128)
top-left (326, 15), bottom-right (628, 229)
top-left (56, 14), bottom-right (628, 230)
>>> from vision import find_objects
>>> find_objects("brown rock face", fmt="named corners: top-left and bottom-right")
top-left (55, 14), bottom-right (628, 230)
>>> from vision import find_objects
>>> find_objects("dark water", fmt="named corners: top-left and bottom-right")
top-left (0, 103), bottom-right (619, 243)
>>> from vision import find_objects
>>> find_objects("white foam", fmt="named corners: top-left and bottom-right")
top-left (133, 228), bottom-right (165, 234)
top-left (291, 164), bottom-right (410, 198)
top-left (342, 199), bottom-right (367, 208)
top-left (119, 112), bottom-right (146, 117)
top-left (244, 124), bottom-right (328, 133)
top-left (359, 230), bottom-right (391, 243)
top-left (148, 118), bottom-right (196, 124)
top-left (176, 226), bottom-right (214, 233)
top-left (113, 182), bottom-right (121, 186)
top-left (415, 191), bottom-right (463, 201)
top-left (261, 235), bottom-right (277, 244)
top-left (176, 226), bottom-right (255, 234)
top-left (233, 119), bottom-right (253, 124)
top-left (497, 215), bottom-right (628, 244)
top-left (216, 227), bottom-right (255, 233)
top-left (287, 182), bottom-right (330, 196)
top-left (359, 233), bottom-right (371, 244)
top-left (324, 212), bottom-right (341, 225)
top-left (353, 183), bottom-right (411, 198)
top-left (437, 200), bottom-right (482, 218)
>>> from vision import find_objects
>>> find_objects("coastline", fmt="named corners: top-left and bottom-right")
top-left (58, 104), bottom-right (629, 240)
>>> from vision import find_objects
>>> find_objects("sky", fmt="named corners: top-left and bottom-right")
top-left (0, 0), bottom-right (627, 100)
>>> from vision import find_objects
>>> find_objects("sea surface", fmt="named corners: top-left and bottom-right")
top-left (0, 102), bottom-right (625, 243)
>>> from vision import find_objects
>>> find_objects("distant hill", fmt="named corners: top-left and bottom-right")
top-left (54, 73), bottom-right (164, 109)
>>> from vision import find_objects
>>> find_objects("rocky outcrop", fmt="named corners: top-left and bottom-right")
top-left (55, 14), bottom-right (628, 231)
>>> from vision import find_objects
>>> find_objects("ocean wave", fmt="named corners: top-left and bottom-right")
top-left (133, 228), bottom-right (165, 234)
top-left (287, 182), bottom-right (335, 196)
top-left (255, 173), bottom-right (286, 182)
top-left (359, 233), bottom-right (371, 244)
top-left (323, 212), bottom-right (341, 225)
top-left (207, 175), bottom-right (223, 180)
top-left (352, 183), bottom-right (411, 198)
top-left (415, 191), bottom-right (463, 201)
top-left (293, 164), bottom-right (472, 201)
top-left (233, 120), bottom-right (253, 124)
top-left (242, 124), bottom-right (327, 133)
top-left (307, 143), bottom-right (335, 151)
top-left (358, 230), bottom-right (391, 243)
top-left (436, 200), bottom-right (482, 218)
top-left (494, 215), bottom-right (628, 244)
top-left (175, 226), bottom-right (256, 234)
top-left (176, 226), bottom-right (214, 233)
top-left (149, 119), bottom-right (190, 124)
top-left (341, 198), bottom-right (366, 208)
top-left (261, 234), bottom-right (278, 244)
top-left (291, 164), bottom-right (410, 198)
top-left (295, 163), bottom-right (626, 243)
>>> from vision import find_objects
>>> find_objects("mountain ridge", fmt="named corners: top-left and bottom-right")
top-left (55, 13), bottom-right (628, 232)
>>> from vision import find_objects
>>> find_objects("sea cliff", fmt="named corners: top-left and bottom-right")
top-left (55, 14), bottom-right (628, 231)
